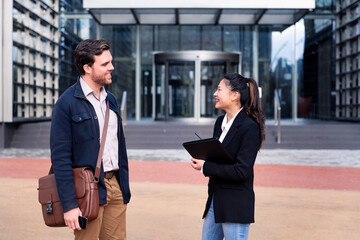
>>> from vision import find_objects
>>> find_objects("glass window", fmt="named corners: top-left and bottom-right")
top-left (223, 26), bottom-right (240, 52)
top-left (201, 26), bottom-right (221, 51)
top-left (13, 46), bottom-right (18, 62)
top-left (154, 26), bottom-right (180, 51)
top-left (41, 4), bottom-right (47, 15)
top-left (21, 13), bottom-right (25, 24)
top-left (13, 66), bottom-right (18, 83)
top-left (33, 36), bottom-right (37, 48)
top-left (13, 8), bottom-right (18, 20)
top-left (101, 25), bottom-right (137, 118)
top-left (239, 26), bottom-right (253, 78)
top-left (180, 26), bottom-right (200, 50)
top-left (200, 61), bottom-right (226, 117)
top-left (43, 40), bottom-right (47, 53)
top-left (21, 31), bottom-right (25, 44)
top-left (257, 26), bottom-right (272, 117)
top-left (140, 26), bottom-right (154, 59)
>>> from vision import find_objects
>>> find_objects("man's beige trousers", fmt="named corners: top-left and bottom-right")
top-left (75, 174), bottom-right (127, 240)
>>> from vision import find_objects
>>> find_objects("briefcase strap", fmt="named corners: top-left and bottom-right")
top-left (49, 100), bottom-right (110, 181)
top-left (94, 100), bottom-right (110, 181)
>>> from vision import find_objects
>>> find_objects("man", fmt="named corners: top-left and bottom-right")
top-left (50, 39), bottom-right (131, 240)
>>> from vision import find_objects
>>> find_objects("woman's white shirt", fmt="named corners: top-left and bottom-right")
top-left (219, 108), bottom-right (243, 143)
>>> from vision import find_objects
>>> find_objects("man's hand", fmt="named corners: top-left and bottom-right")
top-left (64, 207), bottom-right (82, 230)
top-left (190, 158), bottom-right (205, 171)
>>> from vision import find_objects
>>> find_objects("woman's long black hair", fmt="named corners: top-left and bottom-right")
top-left (223, 73), bottom-right (266, 149)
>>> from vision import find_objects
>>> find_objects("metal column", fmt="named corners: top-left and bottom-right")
top-left (292, 24), bottom-right (298, 122)
top-left (194, 57), bottom-right (201, 121)
top-left (135, 25), bottom-right (141, 121)
top-left (253, 25), bottom-right (259, 82)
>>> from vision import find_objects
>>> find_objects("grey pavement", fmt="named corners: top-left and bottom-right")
top-left (1, 148), bottom-right (360, 167)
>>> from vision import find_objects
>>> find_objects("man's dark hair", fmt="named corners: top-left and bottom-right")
top-left (73, 39), bottom-right (111, 75)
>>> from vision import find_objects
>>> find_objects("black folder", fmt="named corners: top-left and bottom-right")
top-left (182, 137), bottom-right (235, 164)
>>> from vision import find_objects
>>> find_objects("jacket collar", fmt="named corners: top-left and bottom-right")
top-left (74, 76), bottom-right (111, 104)
top-left (221, 110), bottom-right (247, 148)
top-left (74, 76), bottom-right (87, 99)
top-left (73, 77), bottom-right (121, 117)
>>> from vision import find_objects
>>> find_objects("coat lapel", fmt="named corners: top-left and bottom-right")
top-left (221, 110), bottom-right (246, 148)
top-left (214, 115), bottom-right (224, 139)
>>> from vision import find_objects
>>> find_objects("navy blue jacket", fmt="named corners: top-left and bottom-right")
top-left (50, 79), bottom-right (131, 213)
top-left (203, 110), bottom-right (260, 223)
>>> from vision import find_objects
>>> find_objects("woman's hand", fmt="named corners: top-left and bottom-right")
top-left (190, 158), bottom-right (205, 171)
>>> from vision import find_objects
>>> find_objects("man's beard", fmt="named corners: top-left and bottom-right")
top-left (92, 74), bottom-right (111, 86)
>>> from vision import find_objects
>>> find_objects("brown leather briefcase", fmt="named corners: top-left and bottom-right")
top-left (38, 167), bottom-right (99, 227)
top-left (38, 101), bottom-right (110, 227)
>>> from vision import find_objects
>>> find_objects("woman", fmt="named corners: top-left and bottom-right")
top-left (191, 73), bottom-right (265, 240)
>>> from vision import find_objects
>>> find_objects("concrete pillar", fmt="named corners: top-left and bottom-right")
top-left (1, 0), bottom-right (13, 123)
top-left (0, 0), bottom-right (3, 123)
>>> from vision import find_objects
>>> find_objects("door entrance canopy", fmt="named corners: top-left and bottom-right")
top-left (84, 0), bottom-right (315, 29)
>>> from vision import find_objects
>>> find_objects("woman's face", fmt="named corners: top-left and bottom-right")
top-left (213, 79), bottom-right (239, 110)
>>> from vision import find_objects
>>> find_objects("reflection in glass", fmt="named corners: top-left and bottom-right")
top-left (202, 26), bottom-right (222, 51)
top-left (155, 64), bottom-right (166, 119)
top-left (168, 61), bottom-right (195, 118)
top-left (200, 61), bottom-right (226, 117)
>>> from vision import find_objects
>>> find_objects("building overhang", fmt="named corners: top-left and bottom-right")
top-left (83, 0), bottom-right (315, 29)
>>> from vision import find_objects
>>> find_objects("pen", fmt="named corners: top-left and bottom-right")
top-left (194, 132), bottom-right (202, 139)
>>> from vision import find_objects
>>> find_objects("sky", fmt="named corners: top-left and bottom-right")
top-left (271, 19), bottom-right (305, 70)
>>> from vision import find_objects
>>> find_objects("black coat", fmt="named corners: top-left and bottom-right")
top-left (202, 110), bottom-right (260, 223)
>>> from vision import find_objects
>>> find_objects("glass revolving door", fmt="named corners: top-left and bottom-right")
top-left (153, 51), bottom-right (241, 121)
top-left (168, 61), bottom-right (195, 117)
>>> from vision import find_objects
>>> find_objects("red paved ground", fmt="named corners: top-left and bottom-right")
top-left (1, 157), bottom-right (360, 191)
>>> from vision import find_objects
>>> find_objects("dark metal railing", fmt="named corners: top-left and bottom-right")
top-left (274, 89), bottom-right (281, 144)
top-left (120, 91), bottom-right (127, 126)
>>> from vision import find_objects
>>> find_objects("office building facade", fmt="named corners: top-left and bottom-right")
top-left (2, 0), bottom-right (355, 148)
top-left (2, 0), bottom-right (59, 121)
top-left (335, 0), bottom-right (360, 120)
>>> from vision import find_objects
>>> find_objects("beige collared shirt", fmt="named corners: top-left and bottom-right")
top-left (219, 108), bottom-right (243, 143)
top-left (80, 77), bottom-right (119, 172)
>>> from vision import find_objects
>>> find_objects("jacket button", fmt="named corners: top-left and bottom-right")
top-left (94, 116), bottom-right (98, 119)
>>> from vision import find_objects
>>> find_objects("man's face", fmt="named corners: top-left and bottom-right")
top-left (88, 50), bottom-right (114, 86)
